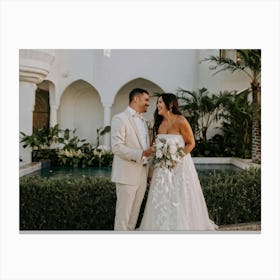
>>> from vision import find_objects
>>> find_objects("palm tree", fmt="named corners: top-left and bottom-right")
top-left (177, 87), bottom-right (225, 142)
top-left (202, 50), bottom-right (261, 163)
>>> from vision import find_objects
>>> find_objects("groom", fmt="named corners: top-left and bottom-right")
top-left (111, 88), bottom-right (155, 231)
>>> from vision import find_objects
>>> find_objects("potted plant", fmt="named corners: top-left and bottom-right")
top-left (20, 124), bottom-right (62, 168)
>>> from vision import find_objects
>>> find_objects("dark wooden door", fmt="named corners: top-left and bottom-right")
top-left (33, 88), bottom-right (50, 131)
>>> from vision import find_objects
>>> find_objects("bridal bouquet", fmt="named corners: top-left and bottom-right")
top-left (151, 137), bottom-right (185, 169)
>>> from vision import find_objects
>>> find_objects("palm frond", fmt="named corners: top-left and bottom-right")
top-left (201, 55), bottom-right (245, 74)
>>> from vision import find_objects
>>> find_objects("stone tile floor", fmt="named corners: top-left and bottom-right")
top-left (217, 222), bottom-right (261, 231)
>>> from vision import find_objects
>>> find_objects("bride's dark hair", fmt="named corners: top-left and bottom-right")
top-left (153, 93), bottom-right (182, 135)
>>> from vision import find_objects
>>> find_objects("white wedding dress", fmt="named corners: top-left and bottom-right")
top-left (140, 134), bottom-right (217, 231)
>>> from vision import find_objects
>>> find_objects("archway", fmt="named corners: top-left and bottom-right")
top-left (111, 78), bottom-right (164, 121)
top-left (58, 80), bottom-right (103, 145)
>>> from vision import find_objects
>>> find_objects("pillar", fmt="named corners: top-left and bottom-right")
top-left (19, 82), bottom-right (37, 164)
top-left (49, 104), bottom-right (58, 128)
top-left (19, 49), bottom-right (55, 164)
top-left (49, 83), bottom-right (58, 127)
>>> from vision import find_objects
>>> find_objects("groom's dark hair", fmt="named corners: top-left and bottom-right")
top-left (129, 88), bottom-right (149, 104)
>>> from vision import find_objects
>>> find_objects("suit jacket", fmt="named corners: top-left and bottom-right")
top-left (111, 108), bottom-right (150, 185)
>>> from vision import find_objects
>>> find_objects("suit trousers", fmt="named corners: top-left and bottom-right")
top-left (114, 166), bottom-right (147, 231)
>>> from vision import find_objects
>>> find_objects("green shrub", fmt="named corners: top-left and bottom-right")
top-left (20, 176), bottom-right (116, 230)
top-left (177, 88), bottom-right (253, 158)
top-left (20, 168), bottom-right (261, 230)
top-left (57, 147), bottom-right (113, 168)
top-left (200, 167), bottom-right (261, 225)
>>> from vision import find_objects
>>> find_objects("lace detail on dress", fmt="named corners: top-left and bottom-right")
top-left (150, 167), bottom-right (179, 229)
top-left (140, 134), bottom-right (217, 231)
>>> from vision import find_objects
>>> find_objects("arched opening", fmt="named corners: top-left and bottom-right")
top-left (58, 80), bottom-right (103, 145)
top-left (111, 78), bottom-right (164, 121)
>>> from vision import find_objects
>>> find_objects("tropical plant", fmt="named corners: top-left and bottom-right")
top-left (96, 126), bottom-right (111, 147)
top-left (57, 128), bottom-right (90, 167)
top-left (177, 87), bottom-right (225, 141)
top-left (20, 124), bottom-right (62, 162)
top-left (177, 88), bottom-right (253, 158)
top-left (57, 149), bottom-right (84, 167)
top-left (20, 124), bottom-right (61, 150)
top-left (60, 128), bottom-right (87, 151)
top-left (219, 89), bottom-right (252, 158)
top-left (202, 49), bottom-right (261, 163)
top-left (57, 143), bottom-right (113, 168)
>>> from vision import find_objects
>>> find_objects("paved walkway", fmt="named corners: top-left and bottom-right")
top-left (217, 222), bottom-right (261, 231)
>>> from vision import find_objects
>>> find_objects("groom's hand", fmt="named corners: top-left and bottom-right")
top-left (142, 146), bottom-right (155, 158)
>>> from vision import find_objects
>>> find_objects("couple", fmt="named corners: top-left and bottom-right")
top-left (111, 88), bottom-right (217, 231)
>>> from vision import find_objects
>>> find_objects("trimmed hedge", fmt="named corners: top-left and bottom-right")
top-left (20, 176), bottom-right (116, 230)
top-left (20, 167), bottom-right (261, 230)
top-left (200, 167), bottom-right (261, 225)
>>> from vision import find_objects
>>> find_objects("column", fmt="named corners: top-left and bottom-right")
top-left (49, 83), bottom-right (58, 127)
top-left (19, 49), bottom-right (55, 164)
top-left (19, 82), bottom-right (37, 164)
top-left (49, 104), bottom-right (58, 128)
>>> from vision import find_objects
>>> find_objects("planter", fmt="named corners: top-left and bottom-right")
top-left (40, 159), bottom-right (51, 169)
top-left (32, 149), bottom-right (59, 166)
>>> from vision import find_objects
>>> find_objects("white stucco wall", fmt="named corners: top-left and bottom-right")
top-left (197, 49), bottom-right (250, 93)
top-left (46, 49), bottom-right (200, 101)
top-left (46, 49), bottom-right (250, 107)
top-left (20, 49), bottom-right (251, 163)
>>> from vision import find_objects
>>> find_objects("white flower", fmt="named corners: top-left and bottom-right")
top-left (156, 150), bottom-right (163, 159)
top-left (169, 144), bottom-right (177, 154)
top-left (97, 145), bottom-right (110, 151)
top-left (150, 137), bottom-right (185, 170)
top-left (156, 141), bottom-right (164, 149)
top-left (166, 139), bottom-right (176, 146)
top-left (166, 160), bottom-right (172, 167)
top-left (171, 153), bottom-right (177, 161)
top-left (162, 146), bottom-right (168, 155)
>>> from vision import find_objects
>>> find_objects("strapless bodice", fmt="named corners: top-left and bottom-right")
top-left (156, 134), bottom-right (185, 147)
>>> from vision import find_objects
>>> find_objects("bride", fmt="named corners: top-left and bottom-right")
top-left (140, 93), bottom-right (217, 231)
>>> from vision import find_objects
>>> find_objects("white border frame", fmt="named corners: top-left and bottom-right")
top-left (1, 1), bottom-right (279, 279)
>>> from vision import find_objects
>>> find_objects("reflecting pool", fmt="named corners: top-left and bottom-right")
top-left (25, 164), bottom-right (242, 178)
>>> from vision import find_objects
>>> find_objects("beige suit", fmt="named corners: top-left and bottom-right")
top-left (111, 108), bottom-right (150, 230)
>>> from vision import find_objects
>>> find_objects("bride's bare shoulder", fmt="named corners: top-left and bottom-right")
top-left (176, 115), bottom-right (188, 124)
top-left (175, 115), bottom-right (192, 131)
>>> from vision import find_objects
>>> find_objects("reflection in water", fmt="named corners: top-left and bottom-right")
top-left (26, 164), bottom-right (241, 178)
